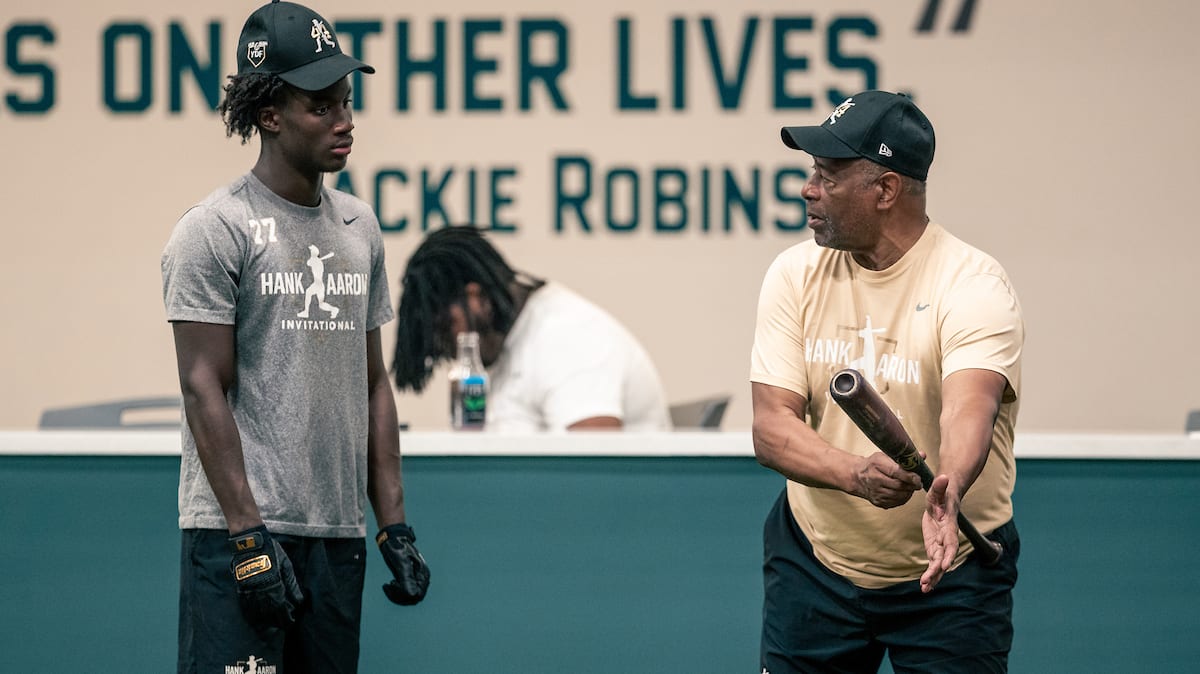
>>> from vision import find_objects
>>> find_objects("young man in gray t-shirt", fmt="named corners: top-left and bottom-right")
top-left (161, 2), bottom-right (429, 670)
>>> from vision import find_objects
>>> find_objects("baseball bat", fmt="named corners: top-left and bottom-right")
top-left (828, 368), bottom-right (1003, 566)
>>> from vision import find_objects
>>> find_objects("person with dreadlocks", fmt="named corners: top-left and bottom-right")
top-left (161, 2), bottom-right (428, 671)
top-left (392, 226), bottom-right (672, 432)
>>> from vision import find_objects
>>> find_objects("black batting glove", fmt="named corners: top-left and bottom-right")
top-left (376, 523), bottom-right (430, 605)
top-left (228, 525), bottom-right (305, 629)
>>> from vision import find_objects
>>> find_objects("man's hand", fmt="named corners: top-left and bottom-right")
top-left (852, 452), bottom-right (924, 509)
top-left (228, 526), bottom-right (304, 628)
top-left (376, 523), bottom-right (430, 605)
top-left (920, 474), bottom-right (961, 593)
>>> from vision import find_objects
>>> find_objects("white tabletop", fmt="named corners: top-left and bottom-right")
top-left (1, 429), bottom-right (1198, 459)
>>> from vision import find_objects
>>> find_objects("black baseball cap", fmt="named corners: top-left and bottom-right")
top-left (236, 0), bottom-right (374, 91)
top-left (781, 91), bottom-right (935, 181)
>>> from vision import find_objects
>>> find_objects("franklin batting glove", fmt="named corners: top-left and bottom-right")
top-left (376, 523), bottom-right (430, 605)
top-left (228, 525), bottom-right (304, 629)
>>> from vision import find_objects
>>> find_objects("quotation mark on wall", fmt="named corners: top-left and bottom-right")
top-left (915, 0), bottom-right (978, 33)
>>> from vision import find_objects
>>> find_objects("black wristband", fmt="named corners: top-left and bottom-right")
top-left (230, 525), bottom-right (270, 553)
top-left (376, 522), bottom-right (415, 547)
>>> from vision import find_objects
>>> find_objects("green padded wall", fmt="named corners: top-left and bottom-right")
top-left (1, 456), bottom-right (1197, 672)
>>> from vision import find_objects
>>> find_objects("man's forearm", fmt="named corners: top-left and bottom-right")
top-left (937, 371), bottom-right (1006, 503)
top-left (367, 383), bottom-right (406, 527)
top-left (936, 417), bottom-right (994, 503)
top-left (184, 391), bottom-right (262, 533)
top-left (753, 411), bottom-right (859, 493)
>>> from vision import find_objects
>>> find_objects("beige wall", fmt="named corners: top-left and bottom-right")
top-left (3, 0), bottom-right (1197, 432)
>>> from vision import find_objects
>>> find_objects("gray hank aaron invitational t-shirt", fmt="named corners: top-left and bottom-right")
top-left (161, 172), bottom-right (393, 537)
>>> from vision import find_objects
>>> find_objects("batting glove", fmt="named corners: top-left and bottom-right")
top-left (376, 523), bottom-right (430, 605)
top-left (228, 525), bottom-right (304, 629)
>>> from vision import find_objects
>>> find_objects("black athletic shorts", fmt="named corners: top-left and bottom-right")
top-left (178, 529), bottom-right (367, 674)
top-left (760, 489), bottom-right (1020, 674)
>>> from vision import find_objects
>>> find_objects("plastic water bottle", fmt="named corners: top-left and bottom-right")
top-left (450, 331), bottom-right (488, 430)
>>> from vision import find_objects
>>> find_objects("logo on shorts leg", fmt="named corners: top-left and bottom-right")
top-left (225, 654), bottom-right (277, 674)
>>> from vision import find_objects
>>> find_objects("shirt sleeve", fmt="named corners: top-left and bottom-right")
top-left (749, 251), bottom-right (810, 399)
top-left (161, 205), bottom-right (243, 325)
top-left (940, 272), bottom-right (1024, 401)
top-left (365, 215), bottom-right (394, 331)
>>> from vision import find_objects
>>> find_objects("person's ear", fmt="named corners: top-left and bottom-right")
top-left (257, 105), bottom-right (280, 135)
top-left (875, 171), bottom-right (903, 210)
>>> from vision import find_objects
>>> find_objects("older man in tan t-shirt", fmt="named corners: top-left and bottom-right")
top-left (750, 90), bottom-right (1024, 674)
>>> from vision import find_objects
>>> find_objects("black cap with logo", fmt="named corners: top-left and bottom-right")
top-left (236, 0), bottom-right (374, 91)
top-left (781, 91), bottom-right (936, 181)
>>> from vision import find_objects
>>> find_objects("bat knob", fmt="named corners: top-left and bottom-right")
top-left (976, 539), bottom-right (1004, 566)
top-left (830, 369), bottom-right (861, 396)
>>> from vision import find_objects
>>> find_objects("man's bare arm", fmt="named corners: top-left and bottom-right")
top-left (172, 321), bottom-right (261, 533)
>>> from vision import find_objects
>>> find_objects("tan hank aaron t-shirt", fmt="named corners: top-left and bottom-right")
top-left (750, 222), bottom-right (1023, 588)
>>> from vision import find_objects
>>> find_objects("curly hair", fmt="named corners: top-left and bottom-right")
top-left (391, 226), bottom-right (544, 392)
top-left (216, 72), bottom-right (287, 143)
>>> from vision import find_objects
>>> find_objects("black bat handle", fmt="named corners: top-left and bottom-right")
top-left (956, 513), bottom-right (1003, 566)
top-left (904, 450), bottom-right (1003, 565)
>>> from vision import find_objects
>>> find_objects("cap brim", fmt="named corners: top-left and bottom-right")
top-left (279, 53), bottom-right (375, 92)
top-left (780, 125), bottom-right (861, 159)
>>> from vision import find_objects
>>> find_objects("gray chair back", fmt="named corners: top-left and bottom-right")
top-left (669, 395), bottom-right (731, 429)
top-left (39, 397), bottom-right (182, 429)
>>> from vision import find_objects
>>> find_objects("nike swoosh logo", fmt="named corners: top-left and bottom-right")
top-left (343, 215), bottom-right (359, 225)
top-left (916, 303), bottom-right (930, 311)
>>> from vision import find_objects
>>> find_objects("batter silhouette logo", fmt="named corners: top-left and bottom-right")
top-left (257, 241), bottom-right (369, 332)
top-left (225, 654), bottom-right (277, 674)
top-left (297, 244), bottom-right (339, 320)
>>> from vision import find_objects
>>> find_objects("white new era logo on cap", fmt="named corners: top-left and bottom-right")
top-left (878, 143), bottom-right (893, 157)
